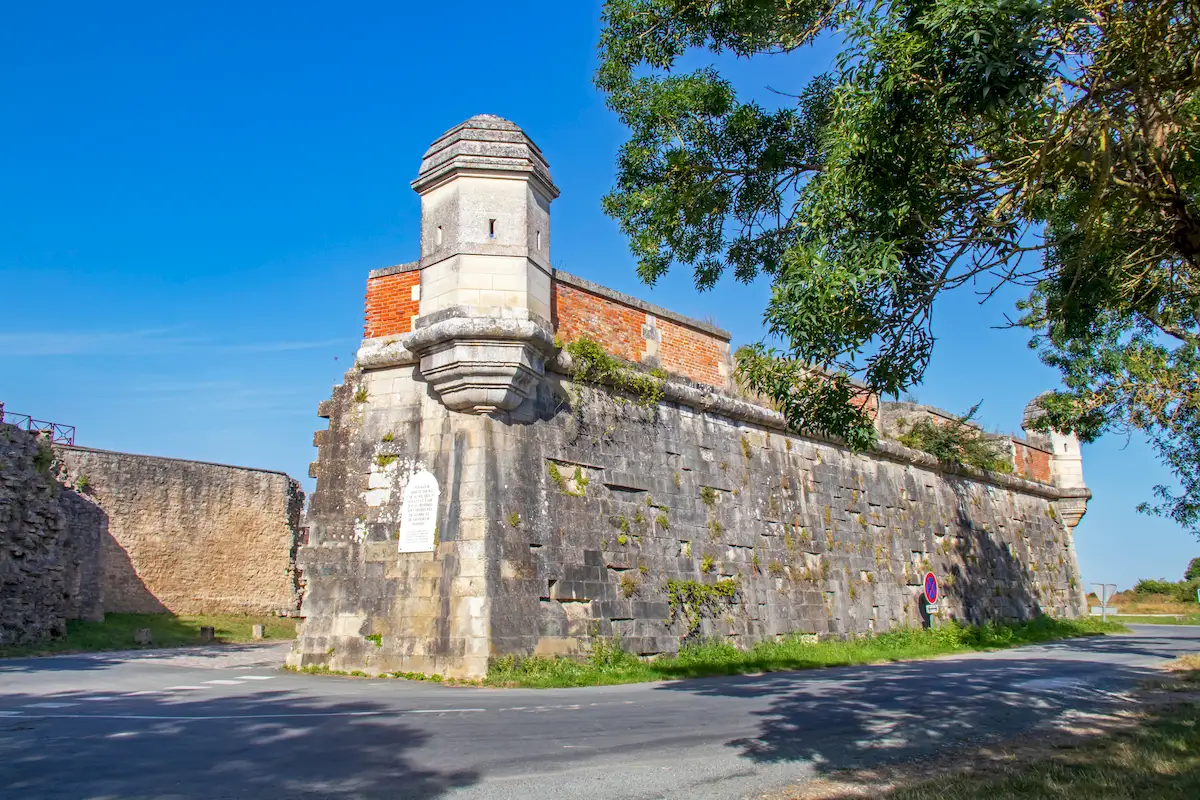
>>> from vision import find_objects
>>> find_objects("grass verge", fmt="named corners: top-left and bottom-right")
top-left (0, 613), bottom-right (297, 658)
top-left (1113, 614), bottom-right (1200, 625)
top-left (486, 617), bottom-right (1125, 688)
top-left (776, 653), bottom-right (1200, 799)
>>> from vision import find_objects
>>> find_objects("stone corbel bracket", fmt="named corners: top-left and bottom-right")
top-left (403, 317), bottom-right (556, 413)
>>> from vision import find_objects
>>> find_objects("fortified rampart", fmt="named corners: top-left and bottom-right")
top-left (2, 410), bottom-right (308, 646)
top-left (54, 446), bottom-right (305, 616)
top-left (289, 115), bottom-right (1090, 678)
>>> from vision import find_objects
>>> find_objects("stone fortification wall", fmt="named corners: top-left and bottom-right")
top-left (493, 377), bottom-right (1083, 659)
top-left (54, 447), bottom-right (305, 616)
top-left (291, 352), bottom-right (1086, 677)
top-left (0, 424), bottom-right (104, 646)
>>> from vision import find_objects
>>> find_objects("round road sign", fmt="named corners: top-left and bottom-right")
top-left (923, 572), bottom-right (939, 604)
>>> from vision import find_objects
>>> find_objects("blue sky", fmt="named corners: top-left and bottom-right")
top-left (1, 1), bottom-right (1193, 588)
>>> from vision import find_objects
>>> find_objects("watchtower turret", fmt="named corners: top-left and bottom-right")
top-left (404, 115), bottom-right (559, 413)
top-left (1022, 393), bottom-right (1088, 528)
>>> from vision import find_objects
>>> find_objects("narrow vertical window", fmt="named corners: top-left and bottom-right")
top-left (488, 219), bottom-right (496, 238)
top-left (436, 226), bottom-right (443, 245)
top-left (536, 230), bottom-right (541, 249)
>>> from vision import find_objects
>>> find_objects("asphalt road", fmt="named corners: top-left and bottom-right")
top-left (1, 624), bottom-right (1197, 800)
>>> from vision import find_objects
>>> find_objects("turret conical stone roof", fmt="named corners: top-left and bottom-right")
top-left (411, 114), bottom-right (557, 197)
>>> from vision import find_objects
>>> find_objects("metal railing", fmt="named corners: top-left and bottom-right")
top-left (0, 408), bottom-right (76, 445)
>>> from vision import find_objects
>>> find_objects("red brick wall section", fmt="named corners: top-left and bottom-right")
top-left (364, 271), bottom-right (420, 338)
top-left (552, 281), bottom-right (731, 388)
top-left (1013, 441), bottom-right (1053, 484)
top-left (851, 391), bottom-right (880, 421)
top-left (552, 281), bottom-right (646, 363)
top-left (658, 317), bottom-right (726, 388)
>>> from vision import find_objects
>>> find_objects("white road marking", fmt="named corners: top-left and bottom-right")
top-left (83, 697), bottom-right (120, 702)
top-left (6, 708), bottom-right (476, 721)
top-left (237, 675), bottom-right (275, 681)
top-left (23, 702), bottom-right (79, 709)
top-left (202, 679), bottom-right (244, 686)
top-left (123, 691), bottom-right (161, 696)
top-left (1016, 677), bottom-right (1091, 691)
top-left (164, 686), bottom-right (205, 691)
top-left (499, 703), bottom-right (586, 713)
top-left (0, 711), bottom-right (23, 717)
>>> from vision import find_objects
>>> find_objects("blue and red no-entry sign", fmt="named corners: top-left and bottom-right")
top-left (923, 572), bottom-right (939, 605)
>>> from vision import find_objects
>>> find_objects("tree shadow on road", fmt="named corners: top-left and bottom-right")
top-left (653, 636), bottom-right (1165, 777)
top-left (0, 689), bottom-right (478, 799)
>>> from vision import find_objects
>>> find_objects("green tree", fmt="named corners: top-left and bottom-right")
top-left (1186, 557), bottom-right (1200, 582)
top-left (597, 0), bottom-right (1200, 530)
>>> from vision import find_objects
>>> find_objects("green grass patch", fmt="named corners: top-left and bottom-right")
top-left (0, 613), bottom-right (297, 658)
top-left (486, 617), bottom-right (1125, 688)
top-left (1114, 614), bottom-right (1200, 626)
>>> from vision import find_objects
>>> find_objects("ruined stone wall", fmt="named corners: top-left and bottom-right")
top-left (0, 424), bottom-right (104, 646)
top-left (55, 447), bottom-right (305, 616)
top-left (290, 357), bottom-right (1085, 677)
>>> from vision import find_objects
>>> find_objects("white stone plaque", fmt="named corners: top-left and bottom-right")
top-left (397, 470), bottom-right (440, 553)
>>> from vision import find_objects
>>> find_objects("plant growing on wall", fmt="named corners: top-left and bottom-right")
top-left (548, 462), bottom-right (589, 497)
top-left (32, 439), bottom-right (55, 474)
top-left (565, 337), bottom-right (666, 408)
top-left (707, 519), bottom-right (725, 540)
top-left (665, 578), bottom-right (739, 636)
top-left (896, 404), bottom-right (1013, 474)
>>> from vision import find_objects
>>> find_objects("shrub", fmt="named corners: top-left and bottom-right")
top-left (1134, 578), bottom-right (1200, 604)
top-left (565, 337), bottom-right (664, 407)
top-left (896, 402), bottom-right (1013, 474)
top-left (665, 578), bottom-right (739, 635)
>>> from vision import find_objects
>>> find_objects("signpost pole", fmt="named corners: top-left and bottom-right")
top-left (922, 572), bottom-right (940, 627)
top-left (1091, 583), bottom-right (1117, 622)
